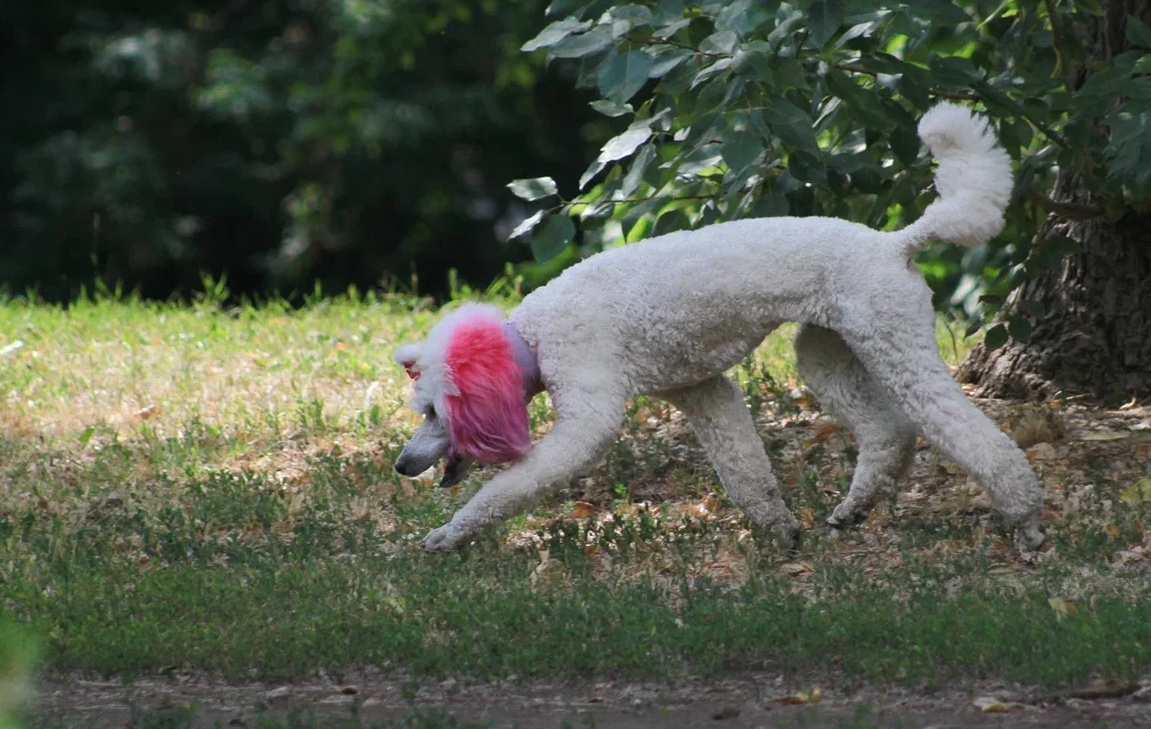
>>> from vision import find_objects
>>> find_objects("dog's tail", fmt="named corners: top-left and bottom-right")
top-left (894, 102), bottom-right (1013, 258)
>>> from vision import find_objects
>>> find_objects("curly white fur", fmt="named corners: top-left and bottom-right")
top-left (398, 102), bottom-right (1044, 553)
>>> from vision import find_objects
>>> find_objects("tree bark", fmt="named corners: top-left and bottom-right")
top-left (959, 0), bottom-right (1151, 402)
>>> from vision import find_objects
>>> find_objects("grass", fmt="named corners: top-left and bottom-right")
top-left (2, 289), bottom-right (1150, 698)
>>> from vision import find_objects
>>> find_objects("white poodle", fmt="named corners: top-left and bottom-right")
top-left (393, 102), bottom-right (1045, 552)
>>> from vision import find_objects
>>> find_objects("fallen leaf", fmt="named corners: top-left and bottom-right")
top-left (988, 563), bottom-right (1016, 577)
top-left (1131, 421), bottom-right (1150, 431)
top-left (775, 685), bottom-right (822, 705)
top-left (973, 696), bottom-right (1020, 712)
top-left (528, 549), bottom-right (551, 587)
top-left (780, 561), bottom-right (814, 577)
top-left (572, 501), bottom-right (596, 518)
top-left (702, 493), bottom-right (720, 513)
top-left (135, 405), bottom-right (162, 420)
top-left (1063, 679), bottom-right (1138, 699)
top-left (802, 423), bottom-right (841, 448)
top-left (1078, 430), bottom-right (1129, 442)
top-left (1048, 596), bottom-right (1078, 622)
top-left (1119, 478), bottom-right (1151, 505)
top-left (797, 507), bottom-right (816, 529)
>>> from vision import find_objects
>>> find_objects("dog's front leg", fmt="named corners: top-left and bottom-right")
top-left (423, 387), bottom-right (625, 551)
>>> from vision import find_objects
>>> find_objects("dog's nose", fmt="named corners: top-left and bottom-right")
top-left (394, 460), bottom-right (412, 477)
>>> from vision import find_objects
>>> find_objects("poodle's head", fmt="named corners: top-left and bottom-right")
top-left (392, 303), bottom-right (531, 487)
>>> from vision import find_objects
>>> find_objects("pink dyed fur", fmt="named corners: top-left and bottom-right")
top-left (443, 311), bottom-right (531, 462)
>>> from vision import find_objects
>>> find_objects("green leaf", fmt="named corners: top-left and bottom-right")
top-left (752, 193), bottom-right (790, 217)
top-left (522, 17), bottom-right (593, 52)
top-left (582, 123), bottom-right (654, 189)
top-left (903, 0), bottom-right (970, 25)
top-left (653, 19), bottom-right (692, 39)
top-left (621, 196), bottom-right (664, 238)
top-left (771, 57), bottom-right (809, 89)
top-left (652, 209), bottom-right (691, 237)
top-left (890, 125), bottom-right (920, 167)
top-left (721, 129), bottom-right (764, 173)
top-left (928, 56), bottom-right (981, 86)
top-left (1074, 67), bottom-right (1131, 114)
top-left (551, 28), bottom-right (613, 58)
top-left (716, 0), bottom-right (759, 35)
top-left (789, 151), bottom-right (828, 188)
top-left (700, 31), bottom-right (739, 55)
top-left (764, 100), bottom-right (818, 154)
top-left (1104, 110), bottom-right (1151, 188)
top-left (509, 210), bottom-right (547, 240)
top-left (808, 0), bottom-right (845, 48)
top-left (731, 41), bottom-right (773, 81)
top-left (609, 4), bottom-right (653, 31)
top-left (622, 145), bottom-right (657, 197)
top-left (1126, 15), bottom-right (1151, 49)
top-left (531, 215), bottom-right (575, 262)
top-left (825, 70), bottom-right (890, 128)
top-left (649, 48), bottom-right (693, 78)
top-left (1072, 0), bottom-right (1105, 16)
top-left (598, 51), bottom-right (655, 103)
top-left (984, 324), bottom-right (1009, 350)
top-left (1007, 314), bottom-right (1033, 342)
top-left (653, 0), bottom-right (685, 25)
top-left (590, 99), bottom-right (634, 117)
top-left (692, 59), bottom-right (734, 90)
top-left (599, 126), bottom-right (653, 163)
top-left (898, 66), bottom-right (932, 109)
top-left (507, 177), bottom-right (558, 201)
top-left (1018, 300), bottom-right (1047, 319)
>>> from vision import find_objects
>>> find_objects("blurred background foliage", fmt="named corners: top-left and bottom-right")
top-left (1, 0), bottom-right (1147, 329)
top-left (0, 0), bottom-right (608, 302)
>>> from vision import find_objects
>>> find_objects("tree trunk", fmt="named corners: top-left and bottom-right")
top-left (959, 208), bottom-right (1151, 400)
top-left (959, 0), bottom-right (1151, 402)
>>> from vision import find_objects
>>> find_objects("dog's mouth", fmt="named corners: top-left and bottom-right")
top-left (439, 454), bottom-right (472, 488)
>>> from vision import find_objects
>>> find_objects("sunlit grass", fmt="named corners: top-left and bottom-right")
top-left (1, 292), bottom-right (1147, 690)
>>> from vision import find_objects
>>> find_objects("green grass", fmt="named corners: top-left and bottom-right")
top-left (2, 292), bottom-right (1150, 694)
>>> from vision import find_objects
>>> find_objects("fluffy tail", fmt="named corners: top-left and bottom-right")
top-left (895, 102), bottom-right (1013, 257)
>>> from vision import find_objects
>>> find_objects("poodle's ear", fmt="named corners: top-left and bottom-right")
top-left (442, 315), bottom-right (530, 463)
top-left (394, 343), bottom-right (423, 380)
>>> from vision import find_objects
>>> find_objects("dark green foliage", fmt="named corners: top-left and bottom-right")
top-left (0, 1), bottom-right (601, 302)
top-left (512, 0), bottom-right (1151, 346)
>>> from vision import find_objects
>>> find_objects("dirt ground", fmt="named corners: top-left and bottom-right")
top-left (34, 671), bottom-right (1151, 728)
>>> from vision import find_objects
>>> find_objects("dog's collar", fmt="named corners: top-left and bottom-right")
top-left (504, 321), bottom-right (542, 401)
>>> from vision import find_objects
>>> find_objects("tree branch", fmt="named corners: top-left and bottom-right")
top-left (1026, 192), bottom-right (1104, 220)
top-left (1041, 0), bottom-right (1069, 77)
top-left (563, 192), bottom-right (720, 209)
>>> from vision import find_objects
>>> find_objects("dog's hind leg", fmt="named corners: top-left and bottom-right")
top-left (794, 325), bottom-right (918, 529)
top-left (838, 314), bottom-right (1044, 550)
top-left (422, 380), bottom-right (626, 551)
top-left (662, 375), bottom-right (800, 546)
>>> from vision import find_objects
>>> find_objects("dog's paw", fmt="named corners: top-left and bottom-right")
top-left (825, 501), bottom-right (869, 529)
top-left (768, 513), bottom-right (802, 553)
top-left (422, 523), bottom-right (469, 552)
top-left (1013, 521), bottom-right (1045, 553)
